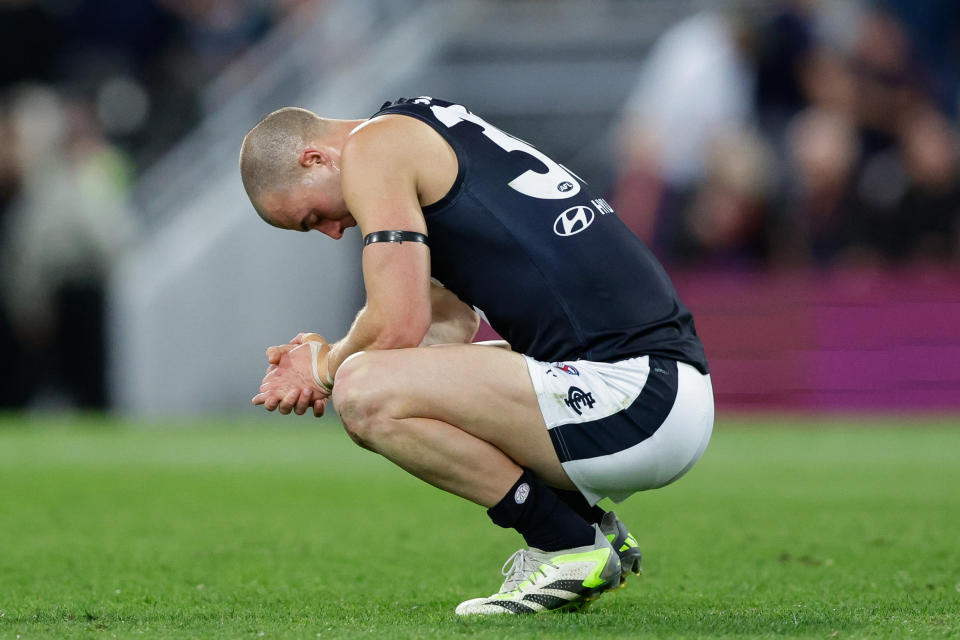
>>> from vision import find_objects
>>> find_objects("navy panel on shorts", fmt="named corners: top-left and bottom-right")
top-left (548, 357), bottom-right (679, 463)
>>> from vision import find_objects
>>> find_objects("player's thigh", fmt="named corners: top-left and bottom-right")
top-left (333, 344), bottom-right (567, 479)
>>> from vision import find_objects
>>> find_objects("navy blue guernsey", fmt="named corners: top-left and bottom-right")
top-left (372, 97), bottom-right (709, 374)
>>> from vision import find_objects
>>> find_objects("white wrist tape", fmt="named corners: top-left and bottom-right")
top-left (309, 341), bottom-right (334, 391)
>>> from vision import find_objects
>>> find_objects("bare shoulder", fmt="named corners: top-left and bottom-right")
top-left (340, 115), bottom-right (436, 231)
top-left (342, 114), bottom-right (457, 207)
top-left (341, 116), bottom-right (417, 195)
top-left (343, 114), bottom-right (436, 168)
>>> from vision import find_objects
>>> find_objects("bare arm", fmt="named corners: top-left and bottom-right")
top-left (324, 117), bottom-right (436, 379)
top-left (419, 280), bottom-right (480, 347)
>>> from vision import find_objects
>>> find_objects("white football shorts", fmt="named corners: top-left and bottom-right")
top-left (523, 354), bottom-right (714, 505)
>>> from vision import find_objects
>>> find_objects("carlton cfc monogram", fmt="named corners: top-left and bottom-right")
top-left (564, 386), bottom-right (596, 415)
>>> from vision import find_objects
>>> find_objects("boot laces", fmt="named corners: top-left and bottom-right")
top-left (498, 549), bottom-right (557, 594)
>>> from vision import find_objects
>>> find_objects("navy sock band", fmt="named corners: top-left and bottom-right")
top-left (487, 469), bottom-right (595, 551)
top-left (554, 489), bottom-right (607, 524)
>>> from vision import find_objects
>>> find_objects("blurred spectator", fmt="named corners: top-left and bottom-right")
top-left (1, 86), bottom-right (136, 409)
top-left (782, 107), bottom-right (865, 266)
top-left (0, 0), bottom-right (312, 409)
top-left (874, 108), bottom-right (960, 263)
top-left (752, 0), bottom-right (816, 136)
top-left (877, 0), bottom-right (960, 117)
top-left (0, 0), bottom-right (306, 167)
top-left (614, 0), bottom-right (960, 269)
top-left (670, 127), bottom-right (776, 268)
top-left (847, 8), bottom-right (926, 154)
top-left (613, 11), bottom-right (755, 251)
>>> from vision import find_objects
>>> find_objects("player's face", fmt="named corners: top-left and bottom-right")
top-left (261, 181), bottom-right (356, 239)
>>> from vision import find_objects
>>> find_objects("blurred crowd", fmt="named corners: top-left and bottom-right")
top-left (0, 0), bottom-right (316, 409)
top-left (613, 0), bottom-right (960, 269)
top-left (2, 0), bottom-right (958, 410)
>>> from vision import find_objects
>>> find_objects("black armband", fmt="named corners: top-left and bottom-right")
top-left (363, 230), bottom-right (429, 246)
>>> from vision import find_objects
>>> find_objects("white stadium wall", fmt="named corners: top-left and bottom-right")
top-left (108, 169), bottom-right (362, 415)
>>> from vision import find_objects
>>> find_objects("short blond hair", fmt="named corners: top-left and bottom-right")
top-left (239, 107), bottom-right (328, 213)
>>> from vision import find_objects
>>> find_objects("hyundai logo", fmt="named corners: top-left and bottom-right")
top-left (553, 206), bottom-right (595, 237)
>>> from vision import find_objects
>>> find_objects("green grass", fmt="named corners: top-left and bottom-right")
top-left (0, 415), bottom-right (958, 639)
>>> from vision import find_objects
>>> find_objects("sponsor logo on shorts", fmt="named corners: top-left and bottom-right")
top-left (554, 363), bottom-right (579, 376)
top-left (553, 205), bottom-right (595, 236)
top-left (557, 181), bottom-right (575, 192)
top-left (564, 386), bottom-right (596, 415)
top-left (514, 483), bottom-right (530, 504)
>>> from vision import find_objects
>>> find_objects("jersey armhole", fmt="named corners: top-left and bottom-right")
top-left (371, 108), bottom-right (468, 216)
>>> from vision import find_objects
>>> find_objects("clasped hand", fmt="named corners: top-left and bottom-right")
top-left (252, 332), bottom-right (332, 417)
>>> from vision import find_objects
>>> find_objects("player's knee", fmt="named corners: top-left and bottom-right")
top-left (339, 401), bottom-right (399, 452)
top-left (331, 351), bottom-right (372, 413)
top-left (332, 353), bottom-right (396, 450)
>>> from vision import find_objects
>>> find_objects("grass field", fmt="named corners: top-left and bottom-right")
top-left (1, 415), bottom-right (958, 639)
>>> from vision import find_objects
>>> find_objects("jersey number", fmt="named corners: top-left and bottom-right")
top-left (430, 102), bottom-right (581, 200)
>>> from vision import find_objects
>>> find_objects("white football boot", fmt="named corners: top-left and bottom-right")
top-left (455, 525), bottom-right (621, 615)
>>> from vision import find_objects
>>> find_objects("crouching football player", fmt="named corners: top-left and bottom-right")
top-left (241, 97), bottom-right (714, 614)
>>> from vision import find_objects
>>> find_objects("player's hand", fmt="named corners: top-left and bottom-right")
top-left (256, 385), bottom-right (329, 417)
top-left (253, 341), bottom-right (332, 417)
top-left (265, 332), bottom-right (327, 365)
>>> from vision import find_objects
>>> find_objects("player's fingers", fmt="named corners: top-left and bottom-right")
top-left (253, 389), bottom-right (283, 406)
top-left (313, 398), bottom-right (326, 417)
top-left (294, 387), bottom-right (312, 415)
top-left (277, 388), bottom-right (300, 415)
top-left (266, 344), bottom-right (294, 364)
top-left (264, 363), bottom-right (278, 376)
top-left (264, 391), bottom-right (284, 411)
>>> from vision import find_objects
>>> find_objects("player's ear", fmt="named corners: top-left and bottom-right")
top-left (298, 148), bottom-right (327, 168)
